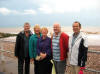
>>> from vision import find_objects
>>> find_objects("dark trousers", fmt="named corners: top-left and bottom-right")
top-left (34, 59), bottom-right (39, 74)
top-left (53, 60), bottom-right (66, 74)
top-left (37, 58), bottom-right (53, 74)
top-left (18, 57), bottom-right (30, 74)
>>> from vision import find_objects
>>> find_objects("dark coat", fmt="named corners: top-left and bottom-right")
top-left (15, 30), bottom-right (32, 58)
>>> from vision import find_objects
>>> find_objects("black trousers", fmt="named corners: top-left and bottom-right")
top-left (37, 58), bottom-right (53, 74)
top-left (18, 57), bottom-right (30, 74)
top-left (34, 59), bottom-right (39, 74)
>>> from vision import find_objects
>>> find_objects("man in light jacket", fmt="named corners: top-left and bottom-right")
top-left (68, 21), bottom-right (88, 74)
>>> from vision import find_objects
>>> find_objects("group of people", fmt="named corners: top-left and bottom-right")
top-left (15, 21), bottom-right (88, 74)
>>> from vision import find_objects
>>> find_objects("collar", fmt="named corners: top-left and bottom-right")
top-left (40, 36), bottom-right (48, 41)
top-left (34, 33), bottom-right (42, 38)
top-left (73, 32), bottom-right (80, 38)
top-left (20, 30), bottom-right (32, 36)
top-left (53, 32), bottom-right (61, 37)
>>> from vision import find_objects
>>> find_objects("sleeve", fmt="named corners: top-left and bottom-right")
top-left (15, 34), bottom-right (20, 57)
top-left (81, 37), bottom-right (88, 67)
top-left (36, 39), bottom-right (41, 56)
top-left (63, 33), bottom-right (69, 53)
top-left (29, 36), bottom-right (34, 59)
top-left (46, 38), bottom-right (51, 56)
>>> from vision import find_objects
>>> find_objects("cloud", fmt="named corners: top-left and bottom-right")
top-left (0, 8), bottom-right (11, 15)
top-left (38, 4), bottom-right (53, 14)
top-left (23, 9), bottom-right (36, 15)
top-left (36, 0), bottom-right (99, 14)
top-left (0, 8), bottom-right (37, 15)
top-left (0, 0), bottom-right (99, 15)
top-left (0, 8), bottom-right (20, 15)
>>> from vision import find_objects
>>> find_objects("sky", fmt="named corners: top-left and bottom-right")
top-left (0, 0), bottom-right (100, 28)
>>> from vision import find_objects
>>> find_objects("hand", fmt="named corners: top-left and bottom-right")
top-left (30, 58), bottom-right (34, 64)
top-left (40, 52), bottom-right (47, 60)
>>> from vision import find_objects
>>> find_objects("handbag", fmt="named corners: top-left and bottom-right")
top-left (79, 70), bottom-right (83, 74)
top-left (51, 60), bottom-right (56, 74)
top-left (79, 67), bottom-right (85, 74)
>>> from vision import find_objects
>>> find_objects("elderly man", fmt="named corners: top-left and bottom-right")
top-left (68, 21), bottom-right (88, 74)
top-left (15, 22), bottom-right (32, 74)
top-left (52, 23), bottom-right (69, 74)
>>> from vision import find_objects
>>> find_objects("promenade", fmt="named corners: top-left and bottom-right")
top-left (0, 57), bottom-right (34, 74)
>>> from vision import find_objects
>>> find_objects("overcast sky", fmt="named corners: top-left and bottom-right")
top-left (0, 0), bottom-right (100, 27)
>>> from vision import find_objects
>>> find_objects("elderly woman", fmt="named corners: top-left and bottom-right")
top-left (36, 27), bottom-right (52, 74)
top-left (29, 24), bottom-right (42, 74)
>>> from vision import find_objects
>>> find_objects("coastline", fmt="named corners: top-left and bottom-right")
top-left (0, 26), bottom-right (100, 48)
top-left (0, 33), bottom-right (100, 46)
top-left (0, 26), bottom-right (100, 34)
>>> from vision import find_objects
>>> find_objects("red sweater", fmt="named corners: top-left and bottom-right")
top-left (52, 32), bottom-right (69, 61)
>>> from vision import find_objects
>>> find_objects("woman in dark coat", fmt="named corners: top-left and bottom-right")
top-left (36, 27), bottom-right (52, 74)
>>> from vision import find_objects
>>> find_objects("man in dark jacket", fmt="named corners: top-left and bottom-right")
top-left (15, 22), bottom-right (32, 74)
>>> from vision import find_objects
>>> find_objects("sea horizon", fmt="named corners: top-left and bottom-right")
top-left (0, 26), bottom-right (100, 34)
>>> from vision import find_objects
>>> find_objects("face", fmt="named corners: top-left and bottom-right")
top-left (53, 24), bottom-right (61, 34)
top-left (73, 23), bottom-right (81, 34)
top-left (34, 28), bottom-right (40, 35)
top-left (24, 24), bottom-right (30, 32)
top-left (41, 29), bottom-right (48, 37)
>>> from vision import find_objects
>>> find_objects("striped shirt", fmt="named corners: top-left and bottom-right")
top-left (52, 33), bottom-right (61, 61)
